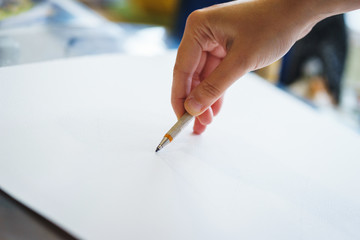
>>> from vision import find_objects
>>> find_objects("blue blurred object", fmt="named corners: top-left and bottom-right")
top-left (173, 0), bottom-right (230, 42)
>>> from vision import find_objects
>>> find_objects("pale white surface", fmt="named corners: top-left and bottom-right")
top-left (0, 52), bottom-right (360, 240)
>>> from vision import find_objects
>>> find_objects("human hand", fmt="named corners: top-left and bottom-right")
top-left (171, 0), bottom-right (350, 134)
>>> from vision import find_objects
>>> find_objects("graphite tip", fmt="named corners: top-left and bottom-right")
top-left (155, 146), bottom-right (161, 152)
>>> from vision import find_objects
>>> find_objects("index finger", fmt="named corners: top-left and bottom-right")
top-left (171, 32), bottom-right (204, 119)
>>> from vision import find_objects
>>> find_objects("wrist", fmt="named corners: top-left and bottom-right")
top-left (270, 0), bottom-right (358, 40)
top-left (262, 0), bottom-right (324, 41)
top-left (315, 0), bottom-right (360, 16)
top-left (287, 0), bottom-right (360, 20)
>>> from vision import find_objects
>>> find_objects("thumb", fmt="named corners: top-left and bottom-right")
top-left (184, 52), bottom-right (248, 116)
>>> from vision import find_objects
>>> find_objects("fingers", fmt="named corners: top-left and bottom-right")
top-left (193, 117), bottom-right (207, 135)
top-left (192, 97), bottom-right (222, 134)
top-left (171, 27), bottom-right (206, 119)
top-left (211, 96), bottom-right (224, 116)
top-left (197, 107), bottom-right (213, 125)
top-left (184, 50), bottom-right (247, 116)
top-left (190, 53), bottom-right (223, 133)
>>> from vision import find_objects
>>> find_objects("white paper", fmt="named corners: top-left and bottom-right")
top-left (1, 52), bottom-right (360, 240)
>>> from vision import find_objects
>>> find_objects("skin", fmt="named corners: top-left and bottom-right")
top-left (171, 0), bottom-right (360, 134)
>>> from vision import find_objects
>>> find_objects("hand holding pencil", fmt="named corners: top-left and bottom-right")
top-left (171, 0), bottom-right (359, 135)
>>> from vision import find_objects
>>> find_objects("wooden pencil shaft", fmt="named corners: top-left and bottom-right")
top-left (166, 112), bottom-right (193, 139)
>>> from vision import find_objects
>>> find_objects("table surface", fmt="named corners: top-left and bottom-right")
top-left (0, 188), bottom-right (75, 240)
top-left (1, 52), bottom-right (360, 240)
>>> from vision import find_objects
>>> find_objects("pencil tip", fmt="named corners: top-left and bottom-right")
top-left (155, 147), bottom-right (160, 152)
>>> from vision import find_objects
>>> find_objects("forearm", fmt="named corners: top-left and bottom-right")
top-left (284, 0), bottom-right (360, 23)
top-left (311, 0), bottom-right (360, 16)
top-left (254, 0), bottom-right (360, 42)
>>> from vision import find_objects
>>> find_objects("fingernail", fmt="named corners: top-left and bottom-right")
top-left (186, 96), bottom-right (203, 115)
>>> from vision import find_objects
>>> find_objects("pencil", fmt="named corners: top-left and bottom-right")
top-left (155, 112), bottom-right (194, 152)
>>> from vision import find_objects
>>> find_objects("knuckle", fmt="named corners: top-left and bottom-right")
top-left (200, 81), bottom-right (221, 99)
top-left (172, 63), bottom-right (180, 78)
top-left (192, 72), bottom-right (201, 82)
top-left (186, 10), bottom-right (205, 26)
top-left (173, 63), bottom-right (190, 79)
top-left (173, 63), bottom-right (184, 75)
top-left (171, 97), bottom-right (177, 107)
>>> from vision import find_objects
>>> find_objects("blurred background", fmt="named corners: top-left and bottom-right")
top-left (1, 0), bottom-right (360, 133)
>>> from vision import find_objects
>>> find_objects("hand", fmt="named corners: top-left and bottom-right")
top-left (171, 0), bottom-right (358, 134)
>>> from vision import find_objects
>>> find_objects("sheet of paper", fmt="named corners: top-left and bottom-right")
top-left (1, 52), bottom-right (360, 239)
